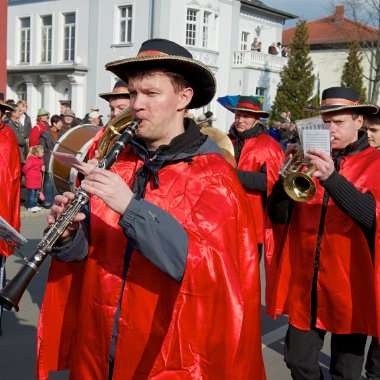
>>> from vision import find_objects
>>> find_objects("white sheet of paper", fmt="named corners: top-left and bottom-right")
top-left (51, 151), bottom-right (81, 167)
top-left (295, 116), bottom-right (331, 156)
top-left (302, 129), bottom-right (331, 156)
top-left (0, 215), bottom-right (27, 246)
top-left (295, 116), bottom-right (324, 145)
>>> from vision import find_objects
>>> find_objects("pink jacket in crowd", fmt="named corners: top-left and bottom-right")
top-left (22, 155), bottom-right (44, 190)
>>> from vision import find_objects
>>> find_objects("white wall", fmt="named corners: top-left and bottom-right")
top-left (311, 48), bottom-right (378, 103)
top-left (7, 0), bottom-right (290, 128)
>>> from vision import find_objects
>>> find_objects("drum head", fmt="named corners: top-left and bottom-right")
top-left (49, 124), bottom-right (101, 193)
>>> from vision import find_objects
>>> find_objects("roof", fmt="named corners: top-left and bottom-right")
top-left (240, 0), bottom-right (297, 20)
top-left (283, 6), bottom-right (378, 46)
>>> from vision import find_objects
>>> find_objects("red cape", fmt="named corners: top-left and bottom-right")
top-left (266, 147), bottom-right (380, 335)
top-left (230, 133), bottom-right (284, 243)
top-left (0, 122), bottom-right (21, 256)
top-left (37, 149), bottom-right (266, 379)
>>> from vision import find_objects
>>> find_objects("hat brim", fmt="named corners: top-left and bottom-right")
top-left (106, 56), bottom-right (216, 109)
top-left (227, 105), bottom-right (270, 118)
top-left (99, 91), bottom-right (130, 101)
top-left (305, 104), bottom-right (379, 114)
top-left (0, 101), bottom-right (14, 112)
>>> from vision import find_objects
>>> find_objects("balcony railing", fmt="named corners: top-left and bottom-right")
top-left (232, 50), bottom-right (288, 73)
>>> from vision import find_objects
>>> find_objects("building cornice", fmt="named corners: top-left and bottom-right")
top-left (7, 65), bottom-right (88, 75)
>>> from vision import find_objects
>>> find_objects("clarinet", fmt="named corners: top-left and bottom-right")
top-left (0, 119), bottom-right (141, 311)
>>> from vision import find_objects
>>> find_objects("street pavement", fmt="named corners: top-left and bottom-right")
top-left (0, 208), bottom-right (368, 379)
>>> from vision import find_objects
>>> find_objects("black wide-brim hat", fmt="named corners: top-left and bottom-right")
top-left (99, 79), bottom-right (130, 101)
top-left (305, 86), bottom-right (378, 114)
top-left (227, 95), bottom-right (270, 118)
top-left (0, 100), bottom-right (14, 113)
top-left (105, 38), bottom-right (216, 109)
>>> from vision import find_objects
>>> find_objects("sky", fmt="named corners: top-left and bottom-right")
top-left (263, 0), bottom-right (341, 27)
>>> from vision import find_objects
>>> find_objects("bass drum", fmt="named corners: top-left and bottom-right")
top-left (49, 124), bottom-right (101, 193)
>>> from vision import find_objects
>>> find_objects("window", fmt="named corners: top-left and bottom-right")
top-left (17, 83), bottom-right (27, 101)
top-left (20, 17), bottom-right (31, 63)
top-left (63, 13), bottom-right (75, 62)
top-left (186, 8), bottom-right (218, 49)
top-left (256, 87), bottom-right (266, 97)
top-left (41, 15), bottom-right (52, 63)
top-left (118, 5), bottom-right (132, 44)
top-left (240, 32), bottom-right (249, 51)
top-left (186, 9), bottom-right (197, 46)
top-left (202, 11), bottom-right (211, 48)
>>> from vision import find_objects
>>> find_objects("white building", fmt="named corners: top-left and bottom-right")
top-left (7, 0), bottom-right (296, 131)
top-left (283, 6), bottom-right (379, 103)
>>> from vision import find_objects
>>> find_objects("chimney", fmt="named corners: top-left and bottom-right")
top-left (334, 5), bottom-right (344, 20)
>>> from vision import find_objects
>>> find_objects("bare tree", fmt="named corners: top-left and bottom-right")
top-left (333, 0), bottom-right (380, 102)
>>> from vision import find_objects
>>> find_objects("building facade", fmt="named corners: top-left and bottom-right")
top-left (0, 0), bottom-right (8, 99)
top-left (283, 6), bottom-right (379, 103)
top-left (7, 0), bottom-right (295, 130)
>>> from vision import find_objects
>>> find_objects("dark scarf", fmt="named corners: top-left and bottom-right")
top-left (229, 122), bottom-right (268, 164)
top-left (132, 119), bottom-right (207, 199)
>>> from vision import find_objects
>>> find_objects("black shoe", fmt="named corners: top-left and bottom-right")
top-left (41, 203), bottom-right (52, 209)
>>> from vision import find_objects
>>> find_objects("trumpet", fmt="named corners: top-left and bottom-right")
top-left (279, 146), bottom-right (317, 202)
top-left (0, 116), bottom-right (141, 311)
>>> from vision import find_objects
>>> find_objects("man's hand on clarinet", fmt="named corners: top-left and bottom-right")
top-left (80, 169), bottom-right (133, 215)
top-left (48, 192), bottom-right (86, 239)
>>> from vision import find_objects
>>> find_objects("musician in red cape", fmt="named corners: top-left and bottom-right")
top-left (0, 100), bottom-right (21, 334)
top-left (86, 79), bottom-right (131, 161)
top-left (227, 95), bottom-right (284, 255)
top-left (36, 39), bottom-right (265, 379)
top-left (267, 86), bottom-right (380, 379)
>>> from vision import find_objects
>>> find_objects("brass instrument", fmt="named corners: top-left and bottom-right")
top-left (0, 112), bottom-right (141, 311)
top-left (97, 108), bottom-right (133, 159)
top-left (199, 126), bottom-right (236, 168)
top-left (279, 146), bottom-right (317, 202)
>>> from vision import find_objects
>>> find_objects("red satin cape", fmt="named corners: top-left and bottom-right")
top-left (0, 122), bottom-right (21, 256)
top-left (230, 133), bottom-right (284, 243)
top-left (36, 149), bottom-right (266, 379)
top-left (266, 147), bottom-right (380, 335)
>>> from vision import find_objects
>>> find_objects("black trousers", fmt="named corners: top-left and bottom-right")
top-left (366, 337), bottom-right (380, 379)
top-left (284, 324), bottom-right (367, 380)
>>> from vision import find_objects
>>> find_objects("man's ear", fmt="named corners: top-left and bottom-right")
top-left (177, 87), bottom-right (194, 111)
top-left (355, 114), bottom-right (364, 131)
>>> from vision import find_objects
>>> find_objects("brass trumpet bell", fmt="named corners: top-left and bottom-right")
top-left (280, 148), bottom-right (317, 202)
top-left (283, 169), bottom-right (316, 202)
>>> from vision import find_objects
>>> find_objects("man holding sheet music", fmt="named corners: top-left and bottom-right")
top-left (266, 87), bottom-right (380, 379)
top-left (0, 100), bottom-right (21, 335)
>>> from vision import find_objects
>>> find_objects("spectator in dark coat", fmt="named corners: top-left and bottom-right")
top-left (61, 108), bottom-right (82, 133)
top-left (4, 106), bottom-right (27, 164)
top-left (16, 100), bottom-right (32, 138)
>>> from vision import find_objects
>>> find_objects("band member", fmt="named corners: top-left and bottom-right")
top-left (365, 111), bottom-right (380, 150)
top-left (267, 86), bottom-right (380, 379)
top-left (0, 101), bottom-right (21, 334)
top-left (99, 79), bottom-right (130, 119)
top-left (86, 79), bottom-right (131, 161)
top-left (227, 95), bottom-right (284, 254)
top-left (363, 111), bottom-right (380, 379)
top-left (36, 39), bottom-right (265, 379)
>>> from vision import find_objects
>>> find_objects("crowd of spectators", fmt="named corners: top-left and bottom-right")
top-left (1, 99), bottom-right (104, 212)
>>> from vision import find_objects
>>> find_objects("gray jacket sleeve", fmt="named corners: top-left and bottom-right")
top-left (118, 196), bottom-right (188, 282)
top-left (50, 223), bottom-right (89, 262)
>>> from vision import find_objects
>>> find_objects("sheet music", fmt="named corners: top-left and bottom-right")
top-left (51, 151), bottom-right (81, 167)
top-left (0, 215), bottom-right (27, 246)
top-left (296, 116), bottom-right (331, 156)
